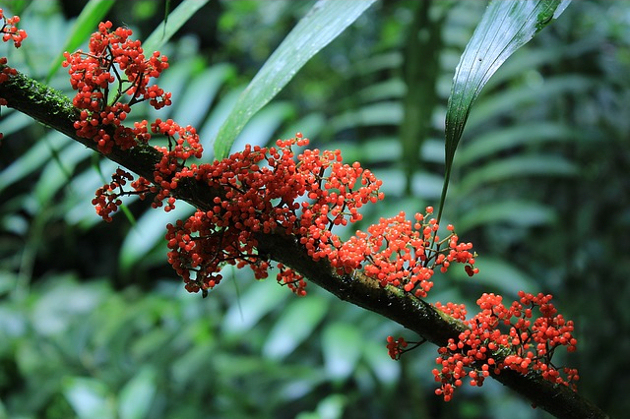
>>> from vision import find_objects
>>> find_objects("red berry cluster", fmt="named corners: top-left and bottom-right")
top-left (145, 118), bottom-right (203, 211)
top-left (386, 336), bottom-right (409, 360)
top-left (0, 9), bottom-right (27, 141)
top-left (91, 118), bottom-right (203, 219)
top-left (59, 23), bottom-right (202, 220)
top-left (92, 168), bottom-right (134, 222)
top-left (277, 263), bottom-right (307, 296)
top-left (431, 291), bottom-right (579, 401)
top-left (338, 208), bottom-right (478, 298)
top-left (0, 9), bottom-right (27, 48)
top-left (62, 21), bottom-right (170, 153)
top-left (162, 134), bottom-right (480, 297)
top-left (0, 56), bottom-right (15, 120)
top-left (0, 56), bottom-right (15, 87)
top-left (164, 134), bottom-right (385, 296)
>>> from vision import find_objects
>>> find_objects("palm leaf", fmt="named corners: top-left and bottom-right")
top-left (438, 0), bottom-right (572, 221)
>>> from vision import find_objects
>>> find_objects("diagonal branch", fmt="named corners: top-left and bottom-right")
top-left (0, 67), bottom-right (609, 419)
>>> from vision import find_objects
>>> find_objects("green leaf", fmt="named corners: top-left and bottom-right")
top-left (63, 376), bottom-right (115, 419)
top-left (199, 86), bottom-right (246, 152)
top-left (34, 143), bottom-right (92, 206)
top-left (330, 102), bottom-right (403, 132)
top-left (321, 323), bottom-right (362, 381)
top-left (263, 297), bottom-right (328, 360)
top-left (142, 0), bottom-right (210, 55)
top-left (313, 394), bottom-right (348, 419)
top-left (465, 75), bottom-right (592, 133)
top-left (457, 155), bottom-right (577, 195)
top-left (229, 102), bottom-right (295, 152)
top-left (118, 367), bottom-right (157, 419)
top-left (46, 0), bottom-right (116, 82)
top-left (361, 340), bottom-right (400, 386)
top-left (450, 257), bottom-right (537, 298)
top-left (0, 111), bottom-right (31, 139)
top-left (0, 131), bottom-right (70, 194)
top-left (456, 123), bottom-right (577, 167)
top-left (438, 0), bottom-right (571, 221)
top-left (213, 0), bottom-right (377, 160)
top-left (221, 278), bottom-right (288, 336)
top-left (170, 63), bottom-right (235, 129)
top-left (119, 202), bottom-right (195, 274)
top-left (458, 200), bottom-right (557, 232)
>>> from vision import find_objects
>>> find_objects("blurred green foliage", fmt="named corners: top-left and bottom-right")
top-left (1, 0), bottom-right (629, 418)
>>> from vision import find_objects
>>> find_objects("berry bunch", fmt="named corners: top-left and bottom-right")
top-left (0, 9), bottom-right (27, 48)
top-left (92, 168), bottom-right (134, 222)
top-left (162, 135), bottom-right (479, 298)
top-left (62, 21), bottom-right (170, 153)
top-left (0, 9), bottom-right (27, 141)
top-left (386, 336), bottom-right (409, 360)
top-left (164, 134), bottom-right (385, 296)
top-left (431, 291), bottom-right (579, 401)
top-left (61, 22), bottom-right (202, 219)
top-left (338, 208), bottom-right (477, 298)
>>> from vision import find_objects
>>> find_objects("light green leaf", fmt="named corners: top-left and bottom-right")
top-left (170, 63), bottom-right (235, 129)
top-left (457, 155), bottom-right (577, 195)
top-left (0, 131), bottom-right (70, 194)
top-left (458, 200), bottom-right (557, 232)
top-left (315, 394), bottom-right (348, 419)
top-left (63, 377), bottom-right (115, 419)
top-left (34, 143), bottom-right (92, 206)
top-left (0, 111), bottom-right (31, 139)
top-left (221, 278), bottom-right (288, 336)
top-left (213, 0), bottom-right (377, 160)
top-left (450, 257), bottom-right (537, 298)
top-left (438, 0), bottom-right (571, 221)
top-left (361, 340), bottom-right (400, 386)
top-left (118, 368), bottom-right (157, 419)
top-left (321, 323), bottom-right (362, 381)
top-left (147, 55), bottom-right (205, 122)
top-left (456, 123), bottom-right (577, 167)
top-left (330, 102), bottom-right (403, 132)
top-left (229, 102), bottom-right (295, 152)
top-left (263, 297), bottom-right (328, 360)
top-left (199, 86), bottom-right (246, 153)
top-left (46, 0), bottom-right (115, 82)
top-left (465, 75), bottom-right (591, 133)
top-left (119, 202), bottom-right (195, 274)
top-left (142, 0), bottom-right (211, 56)
top-left (357, 78), bottom-right (406, 102)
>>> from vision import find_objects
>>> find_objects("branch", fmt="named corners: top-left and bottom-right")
top-left (0, 67), bottom-right (609, 419)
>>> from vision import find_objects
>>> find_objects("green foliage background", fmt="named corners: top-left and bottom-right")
top-left (1, 1), bottom-right (628, 418)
